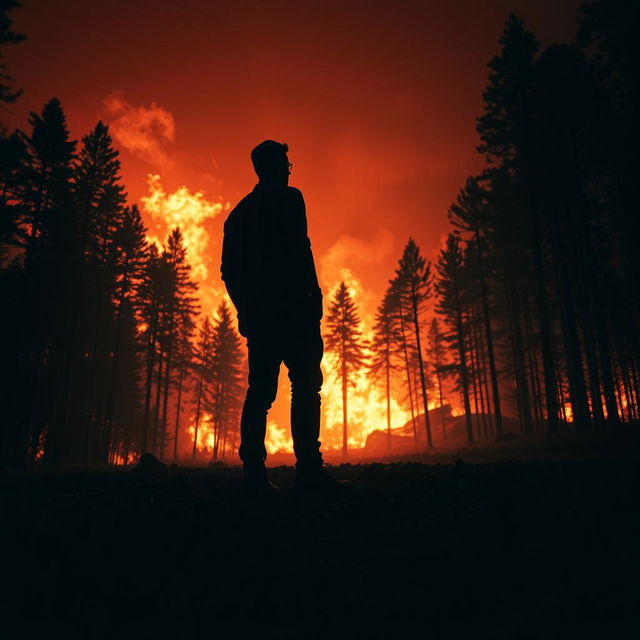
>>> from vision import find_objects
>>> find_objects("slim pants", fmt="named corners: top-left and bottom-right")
top-left (238, 320), bottom-right (324, 468)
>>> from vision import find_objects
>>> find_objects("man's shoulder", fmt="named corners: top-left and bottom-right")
top-left (285, 186), bottom-right (304, 201)
top-left (284, 186), bottom-right (305, 212)
top-left (224, 192), bottom-right (256, 230)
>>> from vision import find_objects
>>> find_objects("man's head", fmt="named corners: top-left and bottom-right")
top-left (251, 140), bottom-right (290, 186)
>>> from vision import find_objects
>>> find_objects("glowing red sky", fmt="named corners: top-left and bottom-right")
top-left (8, 1), bottom-right (580, 302)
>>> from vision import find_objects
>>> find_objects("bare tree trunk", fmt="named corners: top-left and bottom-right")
top-left (468, 317), bottom-right (483, 441)
top-left (530, 199), bottom-right (559, 434)
top-left (456, 307), bottom-right (474, 445)
top-left (410, 290), bottom-right (432, 448)
top-left (549, 204), bottom-right (590, 429)
top-left (341, 336), bottom-right (348, 457)
top-left (385, 341), bottom-right (391, 453)
top-left (160, 333), bottom-right (174, 462)
top-left (173, 364), bottom-right (185, 462)
top-left (213, 381), bottom-right (222, 460)
top-left (152, 351), bottom-right (164, 457)
top-left (192, 368), bottom-right (205, 461)
top-left (141, 317), bottom-right (157, 453)
top-left (399, 311), bottom-right (418, 443)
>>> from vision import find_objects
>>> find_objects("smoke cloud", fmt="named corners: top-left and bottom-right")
top-left (102, 91), bottom-right (176, 169)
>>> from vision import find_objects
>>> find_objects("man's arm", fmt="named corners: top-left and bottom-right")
top-left (290, 188), bottom-right (323, 318)
top-left (220, 216), bottom-right (244, 313)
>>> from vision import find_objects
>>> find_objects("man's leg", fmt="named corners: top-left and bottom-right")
top-left (239, 335), bottom-right (281, 465)
top-left (284, 322), bottom-right (324, 470)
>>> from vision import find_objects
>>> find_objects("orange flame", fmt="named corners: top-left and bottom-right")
top-left (140, 173), bottom-right (229, 316)
top-left (187, 411), bottom-right (216, 454)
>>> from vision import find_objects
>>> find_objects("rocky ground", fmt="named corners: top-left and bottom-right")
top-left (3, 429), bottom-right (640, 639)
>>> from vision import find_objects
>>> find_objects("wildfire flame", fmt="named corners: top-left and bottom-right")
top-left (318, 274), bottom-right (411, 453)
top-left (320, 355), bottom-right (411, 450)
top-left (187, 412), bottom-right (216, 453)
top-left (140, 173), bottom-right (229, 316)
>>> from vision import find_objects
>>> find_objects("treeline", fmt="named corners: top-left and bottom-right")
top-left (328, 3), bottom-right (640, 451)
top-left (0, 97), bottom-right (246, 467)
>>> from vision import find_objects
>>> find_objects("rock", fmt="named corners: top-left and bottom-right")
top-left (133, 453), bottom-right (168, 474)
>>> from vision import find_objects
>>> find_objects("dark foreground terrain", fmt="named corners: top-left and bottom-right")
top-left (3, 431), bottom-right (640, 639)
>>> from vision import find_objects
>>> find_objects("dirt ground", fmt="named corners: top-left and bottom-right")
top-left (3, 429), bottom-right (639, 639)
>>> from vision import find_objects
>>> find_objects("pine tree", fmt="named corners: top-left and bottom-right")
top-left (157, 228), bottom-right (198, 460)
top-left (393, 238), bottom-right (434, 448)
top-left (191, 317), bottom-right (213, 460)
top-left (73, 121), bottom-right (126, 464)
top-left (105, 204), bottom-right (148, 459)
top-left (448, 177), bottom-right (503, 438)
top-left (476, 14), bottom-right (560, 433)
top-left (2, 98), bottom-right (76, 466)
top-left (370, 285), bottom-right (401, 452)
top-left (427, 318), bottom-right (448, 442)
top-left (435, 234), bottom-right (474, 444)
top-left (138, 244), bottom-right (163, 454)
top-left (324, 282), bottom-right (368, 457)
top-left (208, 302), bottom-right (244, 460)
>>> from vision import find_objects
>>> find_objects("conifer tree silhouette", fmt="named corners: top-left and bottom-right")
top-left (435, 234), bottom-right (474, 445)
top-left (393, 238), bottom-right (434, 448)
top-left (191, 317), bottom-right (213, 461)
top-left (325, 282), bottom-right (368, 457)
top-left (208, 302), bottom-right (244, 460)
top-left (428, 318), bottom-right (448, 442)
top-left (448, 177), bottom-right (503, 439)
top-left (370, 286), bottom-right (401, 451)
top-left (476, 15), bottom-right (560, 433)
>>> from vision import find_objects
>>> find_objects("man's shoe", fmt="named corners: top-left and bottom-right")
top-left (243, 462), bottom-right (279, 500)
top-left (294, 465), bottom-right (353, 500)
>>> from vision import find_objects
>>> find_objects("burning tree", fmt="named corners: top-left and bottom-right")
top-left (324, 281), bottom-right (368, 457)
top-left (392, 238), bottom-right (434, 449)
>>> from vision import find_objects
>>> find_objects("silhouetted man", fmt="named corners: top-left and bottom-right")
top-left (221, 140), bottom-right (346, 498)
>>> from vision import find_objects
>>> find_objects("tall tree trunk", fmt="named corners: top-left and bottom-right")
top-left (467, 313), bottom-right (481, 440)
top-left (504, 268), bottom-right (534, 434)
top-left (141, 316), bottom-right (157, 454)
top-left (341, 336), bottom-right (348, 458)
top-left (530, 199), bottom-right (559, 434)
top-left (152, 351), bottom-right (164, 456)
top-left (192, 370), bottom-right (204, 461)
top-left (549, 203), bottom-right (590, 429)
top-left (471, 304), bottom-right (489, 440)
top-left (385, 340), bottom-right (391, 453)
top-left (410, 290), bottom-right (432, 448)
top-left (474, 231), bottom-right (503, 439)
top-left (399, 310), bottom-right (418, 443)
top-left (173, 364), bottom-right (185, 462)
top-left (160, 332), bottom-right (174, 462)
top-left (455, 305), bottom-right (474, 445)
top-left (213, 381), bottom-right (222, 460)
